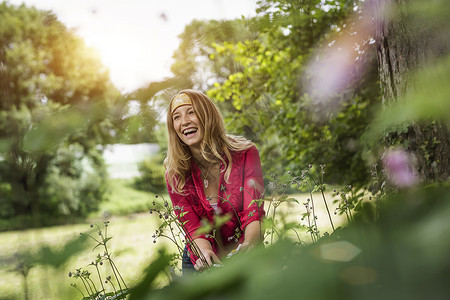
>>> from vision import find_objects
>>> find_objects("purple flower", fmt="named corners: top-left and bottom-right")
top-left (382, 149), bottom-right (418, 188)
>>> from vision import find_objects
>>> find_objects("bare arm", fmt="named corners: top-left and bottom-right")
top-left (241, 220), bottom-right (263, 251)
top-left (240, 147), bottom-right (265, 251)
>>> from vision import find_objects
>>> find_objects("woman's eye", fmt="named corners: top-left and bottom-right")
top-left (189, 110), bottom-right (194, 115)
top-left (173, 115), bottom-right (180, 121)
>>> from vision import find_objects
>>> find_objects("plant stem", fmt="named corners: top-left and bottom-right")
top-left (220, 193), bottom-right (242, 228)
top-left (307, 184), bottom-right (319, 240)
top-left (161, 233), bottom-right (184, 255)
top-left (72, 284), bottom-right (86, 298)
top-left (86, 277), bottom-right (98, 295)
top-left (167, 223), bottom-right (184, 257)
top-left (110, 258), bottom-right (128, 290)
top-left (94, 264), bottom-right (106, 296)
top-left (271, 205), bottom-right (278, 245)
top-left (22, 274), bottom-right (29, 300)
top-left (290, 228), bottom-right (302, 244)
top-left (80, 277), bottom-right (95, 299)
top-left (102, 238), bottom-right (127, 291)
top-left (108, 277), bottom-right (118, 295)
top-left (320, 187), bottom-right (335, 231)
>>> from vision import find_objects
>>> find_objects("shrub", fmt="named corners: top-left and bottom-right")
top-left (38, 145), bottom-right (108, 218)
top-left (0, 144), bottom-right (108, 231)
top-left (133, 157), bottom-right (166, 194)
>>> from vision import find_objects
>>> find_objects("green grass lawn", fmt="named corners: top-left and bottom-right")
top-left (0, 179), bottom-right (172, 300)
top-left (0, 212), bottom-right (177, 300)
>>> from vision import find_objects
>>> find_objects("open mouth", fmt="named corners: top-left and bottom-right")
top-left (183, 128), bottom-right (198, 137)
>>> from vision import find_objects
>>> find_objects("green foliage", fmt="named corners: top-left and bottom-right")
top-left (154, 124), bottom-right (168, 155)
top-left (131, 184), bottom-right (450, 300)
top-left (205, 0), bottom-right (379, 186)
top-left (133, 155), bottom-right (167, 194)
top-left (171, 19), bottom-right (256, 87)
top-left (129, 18), bottom-right (257, 115)
top-left (41, 144), bottom-right (106, 215)
top-left (0, 2), bottom-right (126, 228)
top-left (118, 99), bottom-right (160, 144)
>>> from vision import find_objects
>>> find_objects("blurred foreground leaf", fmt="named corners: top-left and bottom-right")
top-left (23, 106), bottom-right (85, 152)
top-left (15, 231), bottom-right (90, 270)
top-left (129, 249), bottom-right (172, 299)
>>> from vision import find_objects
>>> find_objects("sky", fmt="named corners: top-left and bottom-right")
top-left (7, 0), bottom-right (258, 92)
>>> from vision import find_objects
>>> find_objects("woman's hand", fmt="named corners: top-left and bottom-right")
top-left (193, 238), bottom-right (222, 271)
top-left (194, 249), bottom-right (222, 271)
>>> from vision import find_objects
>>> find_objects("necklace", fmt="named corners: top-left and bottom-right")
top-left (200, 163), bottom-right (215, 188)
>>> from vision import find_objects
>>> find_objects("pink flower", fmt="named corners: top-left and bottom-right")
top-left (382, 149), bottom-right (418, 188)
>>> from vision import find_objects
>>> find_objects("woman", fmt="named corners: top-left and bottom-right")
top-left (164, 89), bottom-right (265, 272)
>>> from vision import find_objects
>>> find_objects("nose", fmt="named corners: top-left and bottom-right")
top-left (181, 113), bottom-right (191, 126)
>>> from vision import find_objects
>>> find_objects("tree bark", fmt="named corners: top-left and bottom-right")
top-left (375, 0), bottom-right (450, 182)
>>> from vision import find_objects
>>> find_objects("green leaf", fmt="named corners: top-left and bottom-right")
top-left (285, 197), bottom-right (299, 204)
top-left (195, 221), bottom-right (213, 235)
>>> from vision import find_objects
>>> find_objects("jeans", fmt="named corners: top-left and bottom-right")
top-left (182, 245), bottom-right (197, 275)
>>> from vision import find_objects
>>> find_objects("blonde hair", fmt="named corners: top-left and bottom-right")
top-left (164, 89), bottom-right (253, 194)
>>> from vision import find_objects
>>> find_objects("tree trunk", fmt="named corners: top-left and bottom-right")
top-left (375, 0), bottom-right (450, 182)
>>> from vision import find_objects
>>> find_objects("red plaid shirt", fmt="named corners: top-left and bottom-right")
top-left (167, 146), bottom-right (265, 263)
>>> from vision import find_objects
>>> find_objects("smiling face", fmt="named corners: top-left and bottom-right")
top-left (172, 104), bottom-right (204, 149)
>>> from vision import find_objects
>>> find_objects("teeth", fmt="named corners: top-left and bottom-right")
top-left (183, 129), bottom-right (197, 135)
